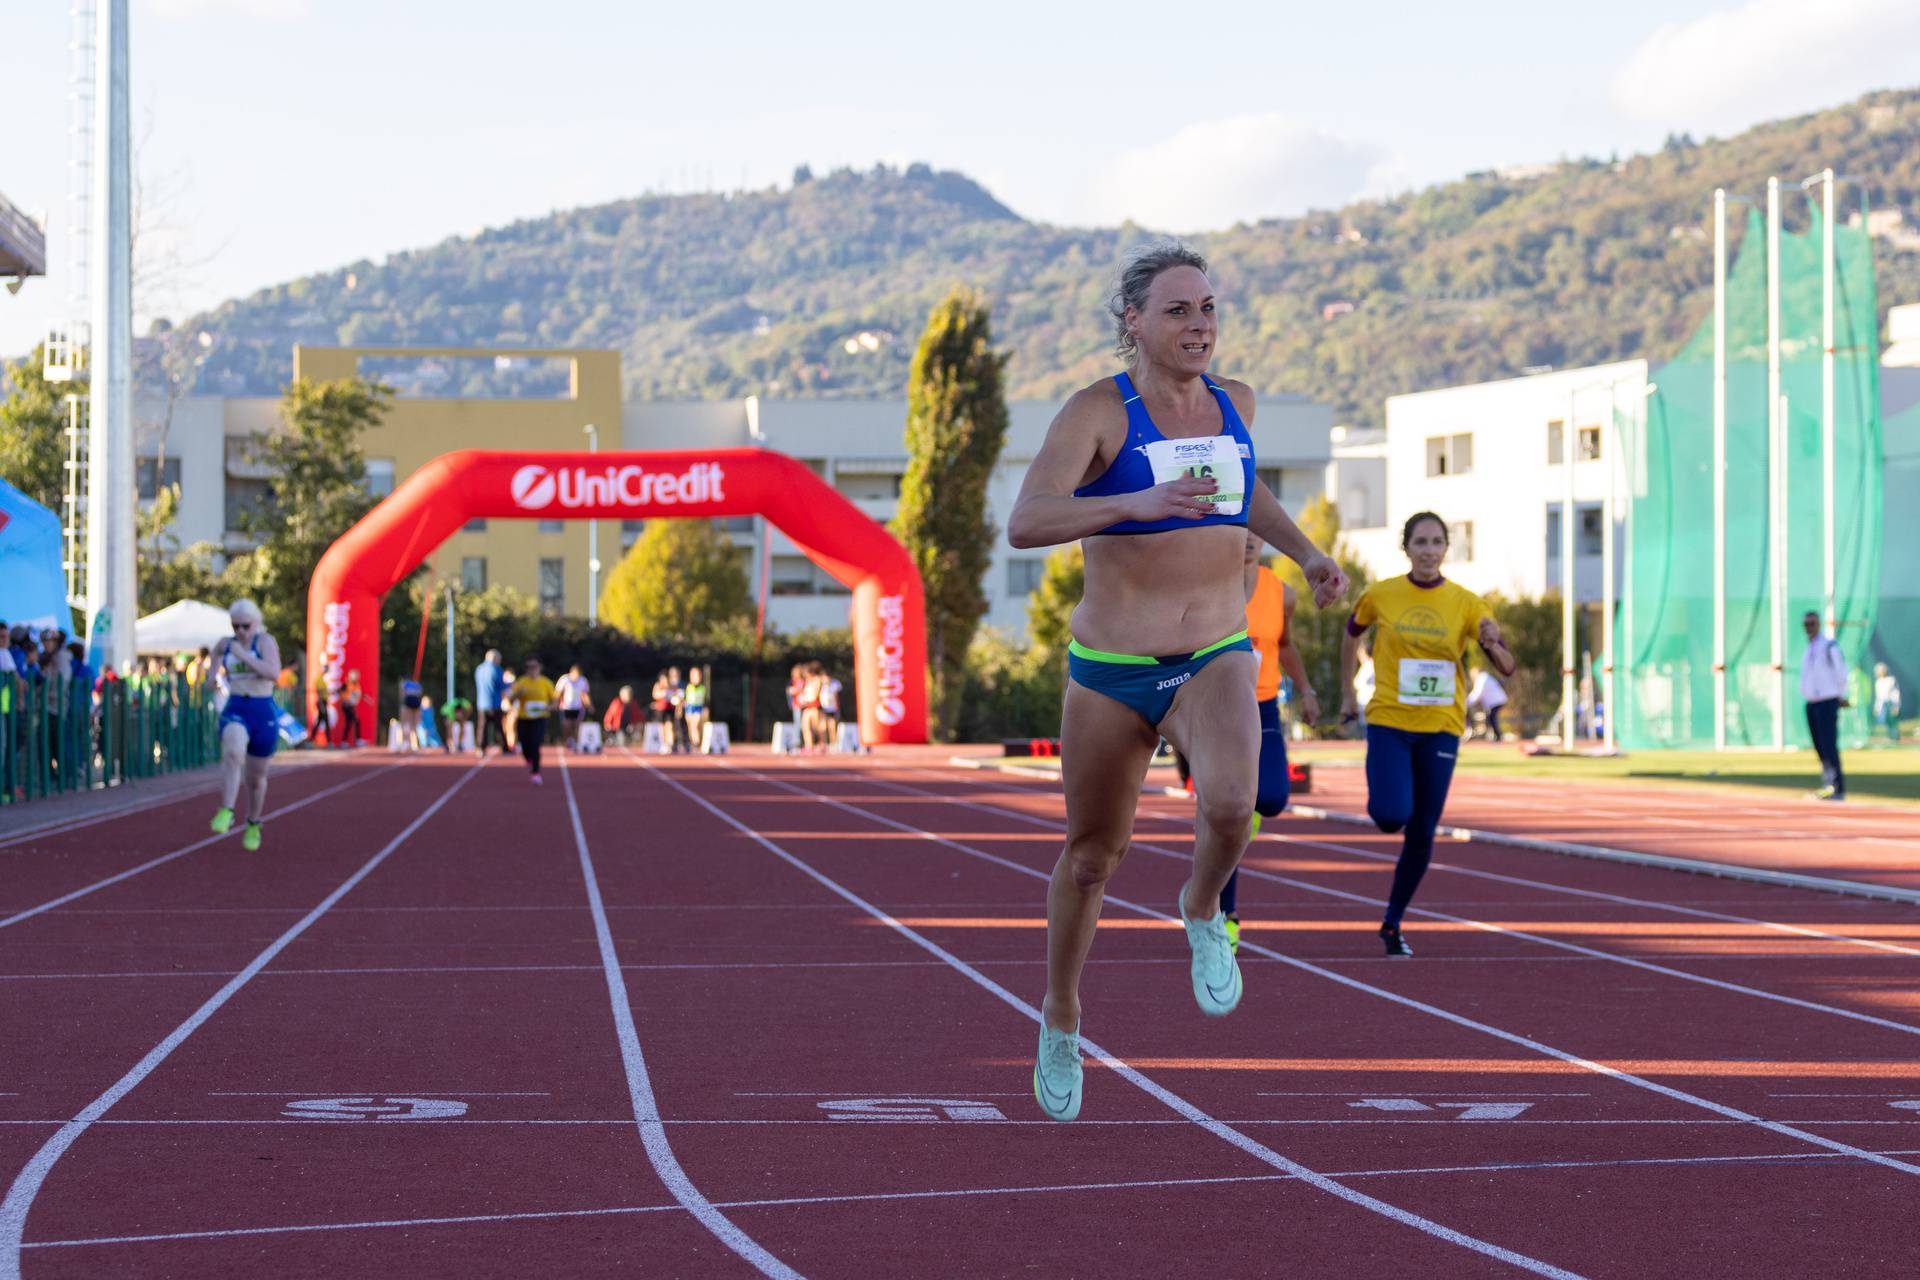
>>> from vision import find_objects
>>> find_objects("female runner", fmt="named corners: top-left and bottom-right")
top-left (209, 598), bottom-right (282, 851)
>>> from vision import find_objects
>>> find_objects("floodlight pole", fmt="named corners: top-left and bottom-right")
top-left (1766, 177), bottom-right (1786, 752)
top-left (1819, 169), bottom-right (1836, 640)
top-left (1562, 388), bottom-right (1577, 745)
top-left (584, 422), bottom-right (600, 624)
top-left (84, 0), bottom-right (135, 676)
top-left (1712, 189), bottom-right (1728, 751)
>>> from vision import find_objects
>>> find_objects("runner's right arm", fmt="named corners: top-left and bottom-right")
top-left (1007, 386), bottom-right (1215, 548)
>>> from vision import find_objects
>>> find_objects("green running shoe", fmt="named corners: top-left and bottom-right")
top-left (1225, 915), bottom-right (1242, 953)
top-left (210, 807), bottom-right (234, 834)
top-left (1249, 812), bottom-right (1262, 840)
top-left (241, 822), bottom-right (263, 852)
top-left (1033, 1022), bottom-right (1083, 1122)
top-left (1180, 894), bottom-right (1243, 1016)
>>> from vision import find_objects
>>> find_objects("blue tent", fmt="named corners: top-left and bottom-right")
top-left (0, 477), bottom-right (71, 631)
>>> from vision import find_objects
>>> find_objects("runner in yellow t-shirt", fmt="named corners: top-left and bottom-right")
top-left (504, 658), bottom-right (557, 785)
top-left (1339, 512), bottom-right (1515, 957)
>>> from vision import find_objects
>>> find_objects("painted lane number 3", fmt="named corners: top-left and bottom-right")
top-left (281, 1097), bottom-right (470, 1120)
top-left (816, 1097), bottom-right (1006, 1122)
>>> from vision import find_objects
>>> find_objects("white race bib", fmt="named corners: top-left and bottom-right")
top-left (1143, 435), bottom-right (1244, 516)
top-left (1397, 659), bottom-right (1456, 706)
top-left (520, 700), bottom-right (549, 718)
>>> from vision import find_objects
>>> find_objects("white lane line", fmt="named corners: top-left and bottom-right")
top-left (0, 765), bottom-right (402, 931)
top-left (759, 763), bottom-right (1920, 1180)
top-left (557, 755), bottom-right (797, 1280)
top-left (0, 761), bottom-right (482, 1280)
top-left (206, 1091), bottom-right (551, 1097)
top-left (26, 1143), bottom-right (1920, 1252)
top-left (29, 1126), bottom-right (1920, 1256)
top-left (984, 763), bottom-right (1920, 958)
top-left (0, 752), bottom-right (336, 853)
top-left (2, 1118), bottom-right (1915, 1128)
top-left (636, 756), bottom-right (1584, 1280)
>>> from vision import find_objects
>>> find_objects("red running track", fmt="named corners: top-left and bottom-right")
top-left (2, 746), bottom-right (1918, 1277)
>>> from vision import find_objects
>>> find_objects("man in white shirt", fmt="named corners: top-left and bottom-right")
top-left (1799, 611), bottom-right (1850, 801)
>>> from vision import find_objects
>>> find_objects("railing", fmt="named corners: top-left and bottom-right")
top-left (0, 673), bottom-right (224, 806)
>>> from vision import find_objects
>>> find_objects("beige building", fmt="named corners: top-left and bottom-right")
top-left (138, 346), bottom-right (1337, 638)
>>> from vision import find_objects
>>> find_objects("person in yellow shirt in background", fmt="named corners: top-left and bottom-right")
top-left (1340, 512), bottom-right (1515, 958)
top-left (504, 658), bottom-right (557, 785)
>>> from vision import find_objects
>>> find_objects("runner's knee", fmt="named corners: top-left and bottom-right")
top-left (1368, 796), bottom-right (1411, 834)
top-left (1062, 837), bottom-right (1127, 890)
top-left (1197, 790), bottom-right (1254, 840)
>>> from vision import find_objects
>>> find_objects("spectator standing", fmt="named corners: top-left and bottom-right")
top-left (667, 665), bottom-right (690, 753)
top-left (1468, 667), bottom-right (1509, 741)
top-left (339, 669), bottom-right (364, 746)
top-left (819, 666), bottom-right (843, 748)
top-left (474, 649), bottom-right (507, 758)
top-left (556, 664), bottom-right (594, 749)
top-left (309, 670), bottom-right (334, 746)
top-left (786, 664), bottom-right (806, 740)
top-left (683, 666), bottom-right (710, 750)
top-left (398, 675), bottom-right (424, 751)
top-left (1800, 611), bottom-right (1850, 801)
top-left (1873, 663), bottom-right (1902, 744)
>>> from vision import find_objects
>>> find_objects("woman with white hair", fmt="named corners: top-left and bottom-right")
top-left (209, 598), bottom-right (282, 851)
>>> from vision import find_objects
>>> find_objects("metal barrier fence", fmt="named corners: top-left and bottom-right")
top-left (0, 674), bottom-right (225, 806)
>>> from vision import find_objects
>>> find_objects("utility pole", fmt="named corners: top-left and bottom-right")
top-left (84, 0), bottom-right (134, 675)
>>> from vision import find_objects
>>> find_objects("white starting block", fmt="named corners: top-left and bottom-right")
top-left (575, 722), bottom-right (604, 754)
top-left (833, 724), bottom-right (864, 753)
top-left (386, 719), bottom-right (405, 750)
top-left (771, 722), bottom-right (800, 754)
top-left (642, 721), bottom-right (669, 754)
top-left (700, 721), bottom-right (731, 754)
top-left (449, 720), bottom-right (475, 752)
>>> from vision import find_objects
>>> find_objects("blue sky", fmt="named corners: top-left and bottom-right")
top-left (3, 0), bottom-right (1917, 355)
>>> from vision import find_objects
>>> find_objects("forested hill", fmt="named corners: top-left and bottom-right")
top-left (183, 89), bottom-right (1920, 425)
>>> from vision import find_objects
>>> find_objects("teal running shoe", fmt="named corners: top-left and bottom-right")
top-left (1180, 894), bottom-right (1243, 1016)
top-left (1033, 1022), bottom-right (1083, 1122)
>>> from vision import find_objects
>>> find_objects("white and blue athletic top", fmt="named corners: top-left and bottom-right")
top-left (1073, 372), bottom-right (1257, 536)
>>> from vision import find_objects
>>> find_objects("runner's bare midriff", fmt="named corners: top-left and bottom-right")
top-left (1072, 523), bottom-right (1247, 655)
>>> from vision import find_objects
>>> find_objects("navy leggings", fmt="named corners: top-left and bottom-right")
top-left (1364, 724), bottom-right (1461, 929)
top-left (1220, 698), bottom-right (1290, 917)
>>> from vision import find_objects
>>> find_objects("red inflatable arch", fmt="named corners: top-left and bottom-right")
top-left (306, 448), bottom-right (928, 745)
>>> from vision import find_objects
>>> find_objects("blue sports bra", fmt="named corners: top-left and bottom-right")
top-left (1074, 372), bottom-right (1257, 536)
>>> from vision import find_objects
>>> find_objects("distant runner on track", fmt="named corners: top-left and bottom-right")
top-left (1008, 240), bottom-right (1347, 1121)
top-left (1340, 512), bottom-right (1515, 957)
top-left (209, 598), bottom-right (282, 851)
top-left (505, 658), bottom-right (556, 785)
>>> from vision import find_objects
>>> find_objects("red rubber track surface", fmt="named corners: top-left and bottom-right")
top-left (1294, 756), bottom-right (1920, 893)
top-left (2, 746), bottom-right (1918, 1277)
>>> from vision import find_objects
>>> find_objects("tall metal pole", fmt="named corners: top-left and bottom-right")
top-left (1766, 177), bottom-right (1785, 751)
top-left (1820, 168), bottom-right (1836, 640)
top-left (1562, 387), bottom-right (1577, 744)
top-left (584, 423), bottom-right (600, 624)
top-left (1602, 380), bottom-right (1618, 754)
top-left (1712, 189), bottom-right (1728, 751)
top-left (84, 0), bottom-right (134, 676)
top-left (444, 584), bottom-right (455, 709)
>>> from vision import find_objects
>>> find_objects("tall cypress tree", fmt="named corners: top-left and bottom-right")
top-left (893, 288), bottom-right (1009, 739)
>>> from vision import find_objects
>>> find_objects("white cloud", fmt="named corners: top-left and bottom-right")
top-left (1073, 114), bottom-right (1390, 232)
top-left (1612, 0), bottom-right (1920, 131)
top-left (142, 0), bottom-right (308, 20)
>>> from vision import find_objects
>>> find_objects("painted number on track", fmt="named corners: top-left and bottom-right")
top-left (1349, 1098), bottom-right (1535, 1120)
top-left (1890, 1101), bottom-right (1920, 1113)
top-left (281, 1096), bottom-right (470, 1121)
top-left (816, 1097), bottom-right (1007, 1122)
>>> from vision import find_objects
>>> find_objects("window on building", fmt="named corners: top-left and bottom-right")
top-left (1579, 506), bottom-right (1603, 556)
top-left (225, 477), bottom-right (272, 532)
top-left (770, 554), bottom-right (817, 596)
top-left (538, 558), bottom-right (565, 616)
top-left (461, 557), bottom-right (487, 592)
top-left (715, 516), bottom-right (756, 533)
top-left (364, 457), bottom-right (395, 498)
top-left (135, 456), bottom-right (181, 500)
top-left (538, 519), bottom-right (564, 534)
top-left (1578, 425), bottom-right (1602, 461)
top-left (464, 517), bottom-right (487, 532)
top-left (1547, 419), bottom-right (1564, 466)
top-left (1452, 521), bottom-right (1474, 563)
top-left (1424, 433), bottom-right (1472, 477)
top-left (1006, 558), bottom-right (1044, 595)
top-left (621, 518), bottom-right (645, 547)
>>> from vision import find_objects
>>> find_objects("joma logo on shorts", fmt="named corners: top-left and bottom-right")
top-left (1155, 673), bottom-right (1191, 692)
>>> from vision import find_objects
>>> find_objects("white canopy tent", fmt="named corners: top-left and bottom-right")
top-left (135, 600), bottom-right (233, 655)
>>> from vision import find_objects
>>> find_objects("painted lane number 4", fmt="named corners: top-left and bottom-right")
top-left (1349, 1098), bottom-right (1535, 1120)
top-left (281, 1097), bottom-right (470, 1121)
top-left (816, 1097), bottom-right (1007, 1122)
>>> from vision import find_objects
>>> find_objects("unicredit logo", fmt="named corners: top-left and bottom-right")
top-left (875, 593), bottom-right (907, 726)
top-left (510, 462), bottom-right (727, 512)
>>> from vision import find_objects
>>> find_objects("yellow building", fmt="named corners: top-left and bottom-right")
top-left (293, 346), bottom-right (622, 617)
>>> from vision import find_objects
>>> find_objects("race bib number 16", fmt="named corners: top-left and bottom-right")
top-left (1398, 659), bottom-right (1456, 706)
top-left (1143, 436), bottom-right (1244, 516)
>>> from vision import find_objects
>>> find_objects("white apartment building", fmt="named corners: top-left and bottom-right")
top-left (137, 385), bottom-right (1334, 640)
top-left (1330, 361), bottom-right (1650, 601)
